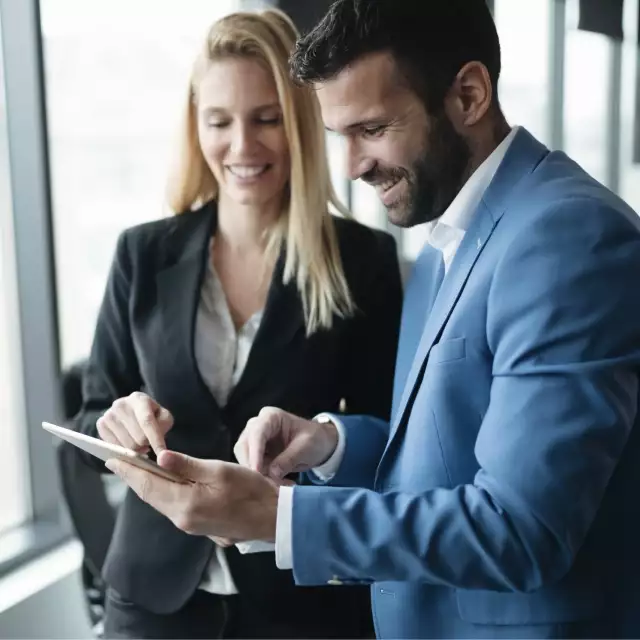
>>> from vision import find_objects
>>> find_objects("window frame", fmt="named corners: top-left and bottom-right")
top-left (0, 0), bottom-right (71, 578)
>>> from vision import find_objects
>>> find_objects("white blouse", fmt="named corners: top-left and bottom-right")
top-left (194, 241), bottom-right (263, 595)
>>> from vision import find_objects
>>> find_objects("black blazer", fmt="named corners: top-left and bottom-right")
top-left (75, 201), bottom-right (402, 634)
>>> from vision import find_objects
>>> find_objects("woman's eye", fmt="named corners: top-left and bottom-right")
top-left (257, 116), bottom-right (282, 126)
top-left (207, 120), bottom-right (228, 128)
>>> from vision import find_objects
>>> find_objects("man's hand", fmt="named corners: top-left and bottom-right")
top-left (234, 407), bottom-right (338, 480)
top-left (105, 451), bottom-right (278, 542)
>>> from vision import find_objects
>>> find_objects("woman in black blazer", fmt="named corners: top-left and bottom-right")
top-left (74, 8), bottom-right (402, 640)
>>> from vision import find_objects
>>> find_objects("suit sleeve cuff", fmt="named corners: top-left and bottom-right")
top-left (275, 485), bottom-right (294, 570)
top-left (310, 413), bottom-right (346, 481)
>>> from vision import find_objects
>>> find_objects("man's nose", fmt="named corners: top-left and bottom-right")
top-left (345, 138), bottom-right (374, 181)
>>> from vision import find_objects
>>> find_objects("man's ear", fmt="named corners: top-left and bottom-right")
top-left (445, 61), bottom-right (493, 129)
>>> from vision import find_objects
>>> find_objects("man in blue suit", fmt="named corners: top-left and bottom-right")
top-left (108, 0), bottom-right (640, 637)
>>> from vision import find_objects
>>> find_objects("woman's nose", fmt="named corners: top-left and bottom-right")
top-left (230, 121), bottom-right (257, 155)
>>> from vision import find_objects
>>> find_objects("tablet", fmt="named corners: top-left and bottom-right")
top-left (42, 421), bottom-right (191, 484)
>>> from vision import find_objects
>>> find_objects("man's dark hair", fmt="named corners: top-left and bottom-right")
top-left (290, 0), bottom-right (501, 112)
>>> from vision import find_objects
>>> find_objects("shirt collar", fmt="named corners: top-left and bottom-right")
top-left (429, 125), bottom-right (519, 238)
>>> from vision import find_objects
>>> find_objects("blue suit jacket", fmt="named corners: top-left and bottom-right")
top-left (290, 129), bottom-right (640, 638)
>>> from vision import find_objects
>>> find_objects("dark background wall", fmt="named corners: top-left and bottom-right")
top-left (273, 0), bottom-right (334, 35)
top-left (274, 0), bottom-right (500, 34)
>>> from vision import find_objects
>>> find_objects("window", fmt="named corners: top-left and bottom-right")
top-left (563, 0), bottom-right (611, 184)
top-left (402, 224), bottom-right (431, 262)
top-left (40, 0), bottom-right (240, 368)
top-left (326, 130), bottom-right (350, 208)
top-left (494, 0), bottom-right (552, 145)
top-left (0, 13), bottom-right (31, 535)
top-left (620, 0), bottom-right (640, 210)
top-left (351, 179), bottom-right (387, 231)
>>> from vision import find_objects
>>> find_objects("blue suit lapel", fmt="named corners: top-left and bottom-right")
top-left (385, 127), bottom-right (550, 446)
top-left (389, 203), bottom-right (497, 441)
top-left (391, 245), bottom-right (444, 417)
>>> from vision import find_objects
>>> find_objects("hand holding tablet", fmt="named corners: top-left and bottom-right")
top-left (44, 422), bottom-right (279, 547)
top-left (42, 421), bottom-right (191, 484)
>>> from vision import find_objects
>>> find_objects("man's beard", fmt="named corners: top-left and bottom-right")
top-left (372, 113), bottom-right (471, 228)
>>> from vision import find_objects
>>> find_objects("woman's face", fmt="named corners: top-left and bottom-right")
top-left (196, 57), bottom-right (290, 209)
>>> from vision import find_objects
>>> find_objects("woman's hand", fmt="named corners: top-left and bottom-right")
top-left (97, 392), bottom-right (174, 455)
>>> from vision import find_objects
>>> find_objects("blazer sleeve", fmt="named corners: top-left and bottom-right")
top-left (72, 230), bottom-right (144, 472)
top-left (291, 201), bottom-right (640, 591)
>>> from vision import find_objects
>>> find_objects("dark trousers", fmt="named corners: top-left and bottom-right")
top-left (104, 587), bottom-right (368, 639)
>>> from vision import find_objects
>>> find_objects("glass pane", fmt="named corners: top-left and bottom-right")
top-left (40, 0), bottom-right (240, 368)
top-left (0, 14), bottom-right (31, 534)
top-left (620, 0), bottom-right (640, 209)
top-left (494, 0), bottom-right (552, 145)
top-left (352, 180), bottom-right (386, 230)
top-left (563, 0), bottom-right (610, 184)
top-left (326, 131), bottom-right (349, 207)
top-left (402, 223), bottom-right (431, 262)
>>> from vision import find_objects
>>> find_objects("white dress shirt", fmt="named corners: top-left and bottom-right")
top-left (275, 126), bottom-right (519, 571)
top-left (195, 238), bottom-right (264, 595)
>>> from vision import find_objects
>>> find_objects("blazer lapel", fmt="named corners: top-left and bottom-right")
top-left (227, 249), bottom-right (305, 405)
top-left (155, 203), bottom-right (222, 419)
top-left (154, 204), bottom-right (305, 415)
top-left (390, 244), bottom-right (444, 418)
top-left (389, 203), bottom-right (497, 442)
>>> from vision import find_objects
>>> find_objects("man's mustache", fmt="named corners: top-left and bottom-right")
top-left (361, 166), bottom-right (408, 186)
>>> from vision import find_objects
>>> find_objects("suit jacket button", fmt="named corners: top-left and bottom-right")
top-left (327, 576), bottom-right (343, 585)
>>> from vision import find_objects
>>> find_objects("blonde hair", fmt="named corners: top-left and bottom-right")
top-left (167, 8), bottom-right (355, 334)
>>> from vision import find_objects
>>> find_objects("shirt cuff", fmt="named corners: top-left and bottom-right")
top-left (310, 413), bottom-right (346, 481)
top-left (275, 485), bottom-right (294, 570)
top-left (235, 540), bottom-right (275, 554)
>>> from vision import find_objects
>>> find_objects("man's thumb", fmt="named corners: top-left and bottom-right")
top-left (157, 450), bottom-right (209, 482)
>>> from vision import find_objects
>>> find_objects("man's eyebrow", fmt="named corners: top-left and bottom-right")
top-left (324, 119), bottom-right (384, 134)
